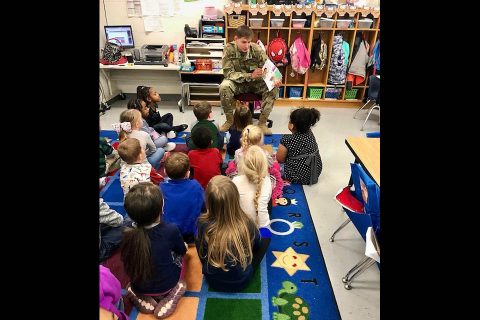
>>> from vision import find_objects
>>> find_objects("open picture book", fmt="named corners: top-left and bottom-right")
top-left (262, 59), bottom-right (283, 91)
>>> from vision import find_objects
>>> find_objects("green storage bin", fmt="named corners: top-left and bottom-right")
top-left (344, 88), bottom-right (358, 100)
top-left (308, 87), bottom-right (324, 99)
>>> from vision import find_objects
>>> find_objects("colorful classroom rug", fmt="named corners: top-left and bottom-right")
top-left (100, 130), bottom-right (341, 320)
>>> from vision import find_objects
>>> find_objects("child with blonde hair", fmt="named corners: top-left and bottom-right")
top-left (195, 175), bottom-right (270, 292)
top-left (232, 145), bottom-right (271, 228)
top-left (114, 109), bottom-right (164, 169)
top-left (227, 103), bottom-right (253, 157)
top-left (122, 182), bottom-right (187, 319)
top-left (127, 98), bottom-right (176, 152)
top-left (226, 124), bottom-right (284, 199)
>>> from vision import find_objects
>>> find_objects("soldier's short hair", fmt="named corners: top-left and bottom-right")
top-left (235, 25), bottom-right (253, 39)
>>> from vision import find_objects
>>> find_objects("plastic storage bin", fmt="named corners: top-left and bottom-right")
top-left (204, 6), bottom-right (217, 20)
top-left (249, 18), bottom-right (263, 27)
top-left (292, 19), bottom-right (306, 28)
top-left (358, 18), bottom-right (373, 29)
top-left (344, 88), bottom-right (358, 100)
top-left (308, 87), bottom-right (324, 99)
top-left (288, 87), bottom-right (303, 98)
top-left (325, 87), bottom-right (341, 99)
top-left (278, 86), bottom-right (284, 98)
top-left (336, 19), bottom-right (353, 28)
top-left (270, 18), bottom-right (285, 27)
top-left (318, 17), bottom-right (334, 28)
top-left (228, 15), bottom-right (246, 27)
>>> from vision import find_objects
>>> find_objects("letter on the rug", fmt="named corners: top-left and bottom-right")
top-left (288, 212), bottom-right (301, 217)
top-left (301, 278), bottom-right (318, 285)
top-left (293, 241), bottom-right (309, 247)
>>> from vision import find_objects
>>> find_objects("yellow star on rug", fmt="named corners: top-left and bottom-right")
top-left (271, 247), bottom-right (311, 276)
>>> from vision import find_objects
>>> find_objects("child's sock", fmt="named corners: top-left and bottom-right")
top-left (125, 283), bottom-right (156, 314)
top-left (153, 280), bottom-right (186, 319)
top-left (164, 142), bottom-right (176, 152)
top-left (166, 130), bottom-right (176, 139)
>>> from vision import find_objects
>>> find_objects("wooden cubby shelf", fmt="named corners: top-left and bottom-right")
top-left (224, 4), bottom-right (379, 107)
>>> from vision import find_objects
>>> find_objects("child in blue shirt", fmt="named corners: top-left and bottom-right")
top-left (160, 152), bottom-right (205, 244)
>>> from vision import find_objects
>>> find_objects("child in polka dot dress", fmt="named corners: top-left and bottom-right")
top-left (276, 108), bottom-right (322, 185)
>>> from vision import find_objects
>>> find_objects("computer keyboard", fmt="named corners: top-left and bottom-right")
top-left (134, 60), bottom-right (169, 66)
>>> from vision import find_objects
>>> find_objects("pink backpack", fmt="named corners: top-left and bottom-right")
top-left (289, 36), bottom-right (310, 77)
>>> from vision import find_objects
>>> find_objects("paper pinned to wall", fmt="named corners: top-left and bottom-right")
top-left (159, 0), bottom-right (170, 16)
top-left (127, 0), bottom-right (142, 17)
top-left (144, 16), bottom-right (164, 32)
top-left (141, 0), bottom-right (160, 16)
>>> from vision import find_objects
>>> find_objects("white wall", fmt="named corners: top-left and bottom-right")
top-left (100, 0), bottom-right (228, 50)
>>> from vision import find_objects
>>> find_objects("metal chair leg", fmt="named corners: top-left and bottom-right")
top-left (343, 258), bottom-right (376, 290)
top-left (342, 256), bottom-right (370, 283)
top-left (329, 218), bottom-right (352, 242)
top-left (361, 104), bottom-right (380, 131)
top-left (353, 100), bottom-right (372, 119)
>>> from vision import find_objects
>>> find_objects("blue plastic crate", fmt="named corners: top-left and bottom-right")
top-left (325, 87), bottom-right (341, 99)
top-left (278, 87), bottom-right (284, 98)
top-left (288, 87), bottom-right (303, 98)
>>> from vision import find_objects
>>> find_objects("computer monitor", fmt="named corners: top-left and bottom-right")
top-left (104, 25), bottom-right (135, 49)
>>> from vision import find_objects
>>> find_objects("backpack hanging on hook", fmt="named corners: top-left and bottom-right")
top-left (267, 31), bottom-right (288, 66)
top-left (289, 34), bottom-right (310, 77)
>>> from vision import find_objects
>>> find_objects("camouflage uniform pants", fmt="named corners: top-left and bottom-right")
top-left (220, 79), bottom-right (279, 118)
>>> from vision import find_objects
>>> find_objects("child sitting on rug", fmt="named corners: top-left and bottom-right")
top-left (187, 127), bottom-right (223, 190)
top-left (118, 138), bottom-right (153, 196)
top-left (122, 182), bottom-right (187, 319)
top-left (232, 146), bottom-right (271, 228)
top-left (226, 102), bottom-right (252, 157)
top-left (160, 152), bottom-right (205, 244)
top-left (115, 109), bottom-right (165, 170)
top-left (100, 265), bottom-right (128, 320)
top-left (195, 175), bottom-right (270, 292)
top-left (127, 98), bottom-right (176, 152)
top-left (276, 107), bottom-right (323, 185)
top-left (187, 101), bottom-right (223, 150)
top-left (137, 85), bottom-right (188, 138)
top-left (225, 125), bottom-right (284, 200)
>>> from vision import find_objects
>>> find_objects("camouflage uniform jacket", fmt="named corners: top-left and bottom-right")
top-left (222, 42), bottom-right (268, 83)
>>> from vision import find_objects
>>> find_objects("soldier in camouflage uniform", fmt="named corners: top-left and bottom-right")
top-left (220, 25), bottom-right (280, 135)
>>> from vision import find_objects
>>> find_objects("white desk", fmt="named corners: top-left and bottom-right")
top-left (99, 63), bottom-right (181, 100)
top-left (99, 63), bottom-right (180, 71)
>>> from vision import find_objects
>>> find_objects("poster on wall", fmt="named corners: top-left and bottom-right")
top-left (140, 0), bottom-right (161, 15)
top-left (144, 16), bottom-right (164, 31)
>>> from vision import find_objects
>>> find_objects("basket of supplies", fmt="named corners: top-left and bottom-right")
top-left (228, 15), bottom-right (246, 27)
top-left (195, 59), bottom-right (212, 71)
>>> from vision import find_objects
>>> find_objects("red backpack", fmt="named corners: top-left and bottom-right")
top-left (267, 31), bottom-right (288, 66)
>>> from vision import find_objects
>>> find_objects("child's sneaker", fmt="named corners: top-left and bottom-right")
top-left (166, 131), bottom-right (176, 139)
top-left (172, 124), bottom-right (188, 133)
top-left (164, 142), bottom-right (176, 152)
